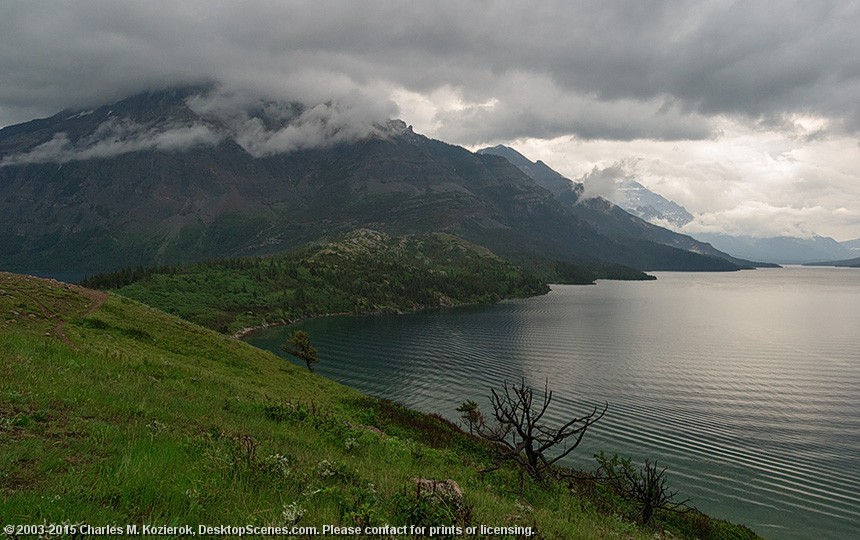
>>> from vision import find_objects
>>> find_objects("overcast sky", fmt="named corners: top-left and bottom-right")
top-left (2, 1), bottom-right (859, 240)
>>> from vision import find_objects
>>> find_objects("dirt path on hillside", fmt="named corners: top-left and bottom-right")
top-left (20, 277), bottom-right (109, 349)
top-left (67, 285), bottom-right (108, 316)
top-left (53, 285), bottom-right (108, 347)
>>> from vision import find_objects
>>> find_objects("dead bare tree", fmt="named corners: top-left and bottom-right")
top-left (476, 379), bottom-right (607, 483)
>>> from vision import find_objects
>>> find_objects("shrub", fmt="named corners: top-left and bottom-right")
top-left (594, 452), bottom-right (689, 525)
top-left (391, 479), bottom-right (470, 532)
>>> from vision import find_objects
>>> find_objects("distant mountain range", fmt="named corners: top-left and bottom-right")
top-left (613, 177), bottom-right (858, 265)
top-left (692, 233), bottom-right (856, 265)
top-left (804, 256), bottom-right (860, 268)
top-left (1, 87), bottom-right (756, 275)
top-left (484, 147), bottom-right (855, 266)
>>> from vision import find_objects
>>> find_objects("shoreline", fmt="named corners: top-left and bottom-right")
top-left (231, 290), bottom-right (551, 340)
top-left (232, 312), bottom-right (351, 340)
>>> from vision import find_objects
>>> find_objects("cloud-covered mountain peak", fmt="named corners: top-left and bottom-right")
top-left (0, 86), bottom-right (400, 165)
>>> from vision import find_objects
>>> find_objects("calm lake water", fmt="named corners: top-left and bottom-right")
top-left (247, 267), bottom-right (860, 539)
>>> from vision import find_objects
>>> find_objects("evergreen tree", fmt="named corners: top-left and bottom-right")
top-left (281, 330), bottom-right (319, 372)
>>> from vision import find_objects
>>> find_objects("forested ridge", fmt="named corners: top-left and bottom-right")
top-left (83, 229), bottom-right (549, 334)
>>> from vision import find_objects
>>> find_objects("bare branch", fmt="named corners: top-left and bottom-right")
top-left (471, 379), bottom-right (605, 483)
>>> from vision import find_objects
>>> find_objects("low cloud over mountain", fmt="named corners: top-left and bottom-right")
top-left (1, 87), bottom-right (400, 166)
top-left (2, 119), bottom-right (223, 166)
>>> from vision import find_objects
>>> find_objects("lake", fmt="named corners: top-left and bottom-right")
top-left (247, 267), bottom-right (860, 539)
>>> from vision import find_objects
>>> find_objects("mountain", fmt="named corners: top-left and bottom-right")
top-left (477, 145), bottom-right (763, 269)
top-left (841, 237), bottom-right (860, 254)
top-left (693, 233), bottom-right (854, 265)
top-left (535, 158), bottom-right (848, 266)
top-left (474, 149), bottom-right (693, 233)
top-left (477, 147), bottom-right (846, 267)
top-left (477, 144), bottom-right (576, 197)
top-left (0, 87), bottom-right (746, 274)
top-left (614, 180), bottom-right (694, 228)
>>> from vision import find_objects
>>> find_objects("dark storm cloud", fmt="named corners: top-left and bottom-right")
top-left (2, 1), bottom-right (859, 141)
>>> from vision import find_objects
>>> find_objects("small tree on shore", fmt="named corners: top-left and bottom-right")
top-left (456, 399), bottom-right (485, 435)
top-left (281, 330), bottom-right (318, 371)
top-left (475, 379), bottom-right (606, 483)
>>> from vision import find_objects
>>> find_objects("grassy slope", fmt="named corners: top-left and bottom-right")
top-left (0, 273), bottom-right (760, 539)
top-left (83, 230), bottom-right (550, 335)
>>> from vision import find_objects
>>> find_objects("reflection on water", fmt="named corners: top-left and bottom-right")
top-left (248, 267), bottom-right (860, 539)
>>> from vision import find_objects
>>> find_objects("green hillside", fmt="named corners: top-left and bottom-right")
top-left (82, 230), bottom-right (551, 335)
top-left (0, 272), bottom-right (760, 538)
